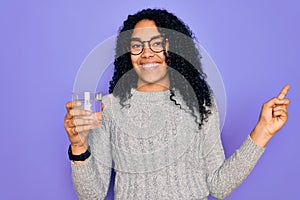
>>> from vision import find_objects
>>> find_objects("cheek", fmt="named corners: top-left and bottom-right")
top-left (157, 53), bottom-right (167, 63)
top-left (130, 55), bottom-right (139, 66)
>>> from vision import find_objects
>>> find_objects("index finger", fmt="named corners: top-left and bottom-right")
top-left (277, 84), bottom-right (290, 100)
top-left (65, 101), bottom-right (82, 110)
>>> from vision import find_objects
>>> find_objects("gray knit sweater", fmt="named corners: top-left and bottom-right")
top-left (71, 89), bottom-right (265, 200)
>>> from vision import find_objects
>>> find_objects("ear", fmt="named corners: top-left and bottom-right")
top-left (165, 38), bottom-right (169, 54)
top-left (164, 39), bottom-right (171, 66)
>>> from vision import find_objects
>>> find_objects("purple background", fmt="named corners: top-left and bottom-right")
top-left (1, 0), bottom-right (299, 199)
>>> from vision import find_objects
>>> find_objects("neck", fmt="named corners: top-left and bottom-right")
top-left (136, 83), bottom-right (169, 92)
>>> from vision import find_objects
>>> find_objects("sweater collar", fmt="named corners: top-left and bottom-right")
top-left (130, 88), bottom-right (171, 102)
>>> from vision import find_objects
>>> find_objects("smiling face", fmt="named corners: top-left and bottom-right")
top-left (130, 20), bottom-right (170, 92)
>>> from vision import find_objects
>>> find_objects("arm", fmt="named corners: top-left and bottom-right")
top-left (202, 84), bottom-right (291, 199)
top-left (65, 97), bottom-right (113, 200)
top-left (202, 105), bottom-right (264, 199)
top-left (71, 127), bottom-right (112, 200)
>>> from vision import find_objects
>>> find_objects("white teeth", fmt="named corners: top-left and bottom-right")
top-left (141, 63), bottom-right (160, 69)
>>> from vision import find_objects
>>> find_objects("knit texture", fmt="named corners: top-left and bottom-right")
top-left (71, 89), bottom-right (265, 200)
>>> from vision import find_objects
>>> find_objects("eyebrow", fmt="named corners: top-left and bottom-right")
top-left (130, 34), bottom-right (162, 42)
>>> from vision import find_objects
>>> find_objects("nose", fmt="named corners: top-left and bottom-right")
top-left (141, 43), bottom-right (154, 58)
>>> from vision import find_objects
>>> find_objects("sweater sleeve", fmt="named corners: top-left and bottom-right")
top-left (71, 96), bottom-right (113, 200)
top-left (201, 102), bottom-right (265, 199)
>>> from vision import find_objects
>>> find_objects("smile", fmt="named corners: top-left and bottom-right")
top-left (140, 63), bottom-right (160, 70)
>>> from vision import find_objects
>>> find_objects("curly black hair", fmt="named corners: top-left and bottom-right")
top-left (109, 8), bottom-right (213, 128)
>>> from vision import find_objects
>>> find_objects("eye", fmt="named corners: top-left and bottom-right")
top-left (152, 41), bottom-right (162, 47)
top-left (130, 43), bottom-right (142, 49)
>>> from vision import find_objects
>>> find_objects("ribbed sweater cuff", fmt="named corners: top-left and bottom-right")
top-left (237, 135), bottom-right (265, 165)
top-left (71, 157), bottom-right (108, 200)
top-left (71, 157), bottom-right (94, 176)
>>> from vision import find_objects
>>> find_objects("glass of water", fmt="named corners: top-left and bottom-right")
top-left (72, 91), bottom-right (102, 127)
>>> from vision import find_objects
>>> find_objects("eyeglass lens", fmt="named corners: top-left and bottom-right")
top-left (129, 36), bottom-right (165, 55)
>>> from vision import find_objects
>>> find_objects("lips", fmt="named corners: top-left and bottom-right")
top-left (140, 62), bottom-right (160, 70)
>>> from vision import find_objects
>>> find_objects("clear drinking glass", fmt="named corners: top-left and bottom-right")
top-left (72, 91), bottom-right (102, 128)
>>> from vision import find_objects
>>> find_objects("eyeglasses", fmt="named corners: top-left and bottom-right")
top-left (129, 35), bottom-right (167, 55)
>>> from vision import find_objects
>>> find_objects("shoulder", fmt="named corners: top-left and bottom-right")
top-left (101, 93), bottom-right (121, 110)
top-left (99, 94), bottom-right (120, 126)
top-left (209, 95), bottom-right (219, 116)
top-left (102, 93), bottom-right (114, 105)
top-left (102, 92), bottom-right (125, 103)
top-left (201, 94), bottom-right (220, 129)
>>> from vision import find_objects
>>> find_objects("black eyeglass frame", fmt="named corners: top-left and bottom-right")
top-left (128, 35), bottom-right (168, 55)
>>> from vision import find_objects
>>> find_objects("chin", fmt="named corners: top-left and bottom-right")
top-left (138, 74), bottom-right (170, 87)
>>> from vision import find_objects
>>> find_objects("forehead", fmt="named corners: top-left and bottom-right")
top-left (131, 20), bottom-right (161, 40)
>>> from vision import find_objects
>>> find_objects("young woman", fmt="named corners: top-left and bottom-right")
top-left (64, 9), bottom-right (290, 200)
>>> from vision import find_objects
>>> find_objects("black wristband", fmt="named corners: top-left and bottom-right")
top-left (68, 145), bottom-right (91, 161)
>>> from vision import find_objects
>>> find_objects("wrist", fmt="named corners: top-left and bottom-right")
top-left (68, 144), bottom-right (91, 162)
top-left (250, 124), bottom-right (273, 148)
top-left (70, 143), bottom-right (88, 155)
